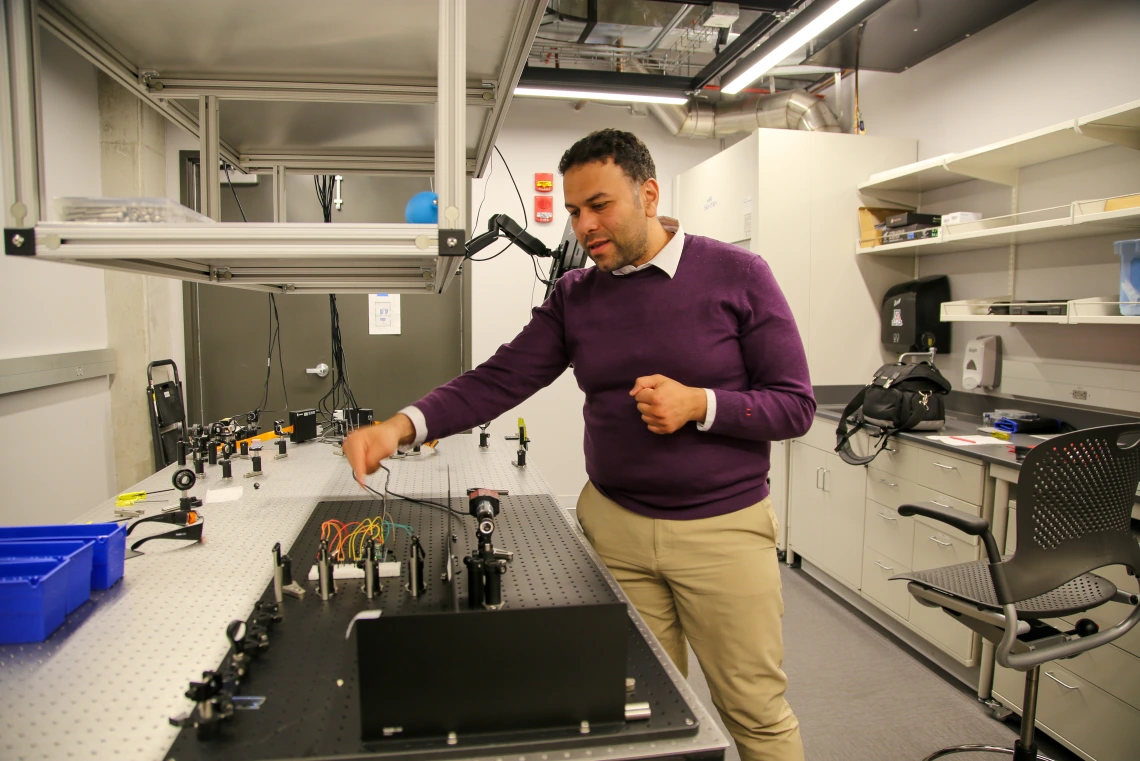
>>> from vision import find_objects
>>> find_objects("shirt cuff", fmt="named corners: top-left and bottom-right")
top-left (398, 406), bottom-right (428, 451)
top-left (695, 388), bottom-right (716, 431)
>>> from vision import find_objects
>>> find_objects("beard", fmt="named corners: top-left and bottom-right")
top-left (588, 219), bottom-right (649, 273)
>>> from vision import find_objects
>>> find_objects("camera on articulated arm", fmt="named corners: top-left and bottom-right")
top-left (463, 489), bottom-right (513, 609)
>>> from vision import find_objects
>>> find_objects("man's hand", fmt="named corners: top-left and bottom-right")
top-left (342, 413), bottom-right (416, 486)
top-left (629, 375), bottom-right (707, 435)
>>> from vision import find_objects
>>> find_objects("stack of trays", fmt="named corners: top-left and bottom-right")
top-left (0, 523), bottom-right (126, 644)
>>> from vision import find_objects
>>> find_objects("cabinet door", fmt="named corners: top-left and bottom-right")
top-left (788, 442), bottom-right (825, 561)
top-left (821, 453), bottom-right (867, 589)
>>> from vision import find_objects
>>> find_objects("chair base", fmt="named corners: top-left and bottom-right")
top-left (921, 744), bottom-right (1054, 761)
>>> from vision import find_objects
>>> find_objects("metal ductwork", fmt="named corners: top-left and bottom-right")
top-left (647, 89), bottom-right (840, 138)
top-left (623, 60), bottom-right (839, 138)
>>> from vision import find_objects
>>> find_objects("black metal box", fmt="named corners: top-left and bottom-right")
top-left (356, 603), bottom-right (629, 743)
top-left (289, 408), bottom-right (318, 443)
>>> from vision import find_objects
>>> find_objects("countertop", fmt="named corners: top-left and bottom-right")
top-left (814, 405), bottom-right (1047, 470)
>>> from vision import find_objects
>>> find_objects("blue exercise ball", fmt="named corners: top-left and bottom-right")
top-left (405, 191), bottom-right (439, 223)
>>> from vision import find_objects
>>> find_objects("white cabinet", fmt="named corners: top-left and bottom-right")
top-left (789, 417), bottom-right (985, 665)
top-left (788, 421), bottom-right (867, 590)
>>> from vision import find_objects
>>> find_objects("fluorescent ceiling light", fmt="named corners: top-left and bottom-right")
top-left (514, 86), bottom-right (687, 106)
top-left (722, 0), bottom-right (869, 95)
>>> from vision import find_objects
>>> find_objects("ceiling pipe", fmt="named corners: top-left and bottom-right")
top-left (628, 61), bottom-right (839, 137)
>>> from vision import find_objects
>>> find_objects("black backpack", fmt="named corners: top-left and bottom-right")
top-left (835, 359), bottom-right (952, 466)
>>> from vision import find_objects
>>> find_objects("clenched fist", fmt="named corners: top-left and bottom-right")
top-left (629, 375), bottom-right (707, 435)
top-left (342, 413), bottom-right (415, 485)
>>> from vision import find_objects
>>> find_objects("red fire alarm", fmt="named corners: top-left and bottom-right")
top-left (534, 195), bottom-right (554, 223)
top-left (535, 173), bottom-right (553, 192)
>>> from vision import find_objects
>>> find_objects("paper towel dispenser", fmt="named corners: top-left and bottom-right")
top-left (881, 275), bottom-right (951, 354)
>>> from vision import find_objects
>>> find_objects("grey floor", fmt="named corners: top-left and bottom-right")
top-left (684, 565), bottom-right (1081, 761)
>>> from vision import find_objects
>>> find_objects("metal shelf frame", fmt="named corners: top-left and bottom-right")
top-left (2, 0), bottom-right (547, 294)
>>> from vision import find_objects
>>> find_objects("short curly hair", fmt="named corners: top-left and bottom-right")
top-left (558, 129), bottom-right (656, 184)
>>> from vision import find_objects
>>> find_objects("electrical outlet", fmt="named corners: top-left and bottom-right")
top-left (1071, 388), bottom-right (1089, 401)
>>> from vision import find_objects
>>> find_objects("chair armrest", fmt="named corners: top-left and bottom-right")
top-left (897, 502), bottom-right (988, 535)
top-left (897, 502), bottom-right (1002, 564)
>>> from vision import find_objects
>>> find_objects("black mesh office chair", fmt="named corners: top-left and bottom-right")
top-left (890, 423), bottom-right (1140, 761)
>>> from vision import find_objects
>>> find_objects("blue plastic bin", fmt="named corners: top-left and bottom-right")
top-left (0, 540), bottom-right (94, 613)
top-left (0, 524), bottom-right (125, 590)
top-left (0, 559), bottom-right (69, 644)
top-left (1117, 239), bottom-right (1140, 316)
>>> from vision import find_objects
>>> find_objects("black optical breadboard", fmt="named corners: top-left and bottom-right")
top-left (165, 494), bottom-right (701, 761)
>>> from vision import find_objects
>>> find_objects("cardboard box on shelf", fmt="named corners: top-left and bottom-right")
top-left (857, 207), bottom-right (911, 248)
top-left (1105, 194), bottom-right (1140, 212)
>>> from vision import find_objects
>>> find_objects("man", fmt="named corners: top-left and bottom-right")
top-left (344, 129), bottom-right (815, 761)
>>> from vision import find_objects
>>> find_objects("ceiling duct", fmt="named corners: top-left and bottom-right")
top-left (627, 61), bottom-right (839, 138)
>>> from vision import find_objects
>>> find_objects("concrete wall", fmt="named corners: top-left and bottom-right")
top-left (0, 33), bottom-right (115, 525)
top-left (469, 98), bottom-right (721, 508)
top-left (98, 73), bottom-right (184, 490)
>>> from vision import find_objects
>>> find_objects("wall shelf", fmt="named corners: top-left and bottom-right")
top-left (941, 297), bottom-right (1140, 326)
top-left (859, 100), bottom-right (1140, 199)
top-left (857, 195), bottom-right (1140, 257)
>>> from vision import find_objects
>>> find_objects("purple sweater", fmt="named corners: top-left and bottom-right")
top-left (413, 234), bottom-right (816, 519)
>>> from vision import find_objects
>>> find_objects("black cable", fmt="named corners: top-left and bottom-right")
top-left (223, 165), bottom-right (248, 223)
top-left (494, 145), bottom-right (527, 230)
top-left (364, 465), bottom-right (468, 518)
top-left (271, 294), bottom-right (289, 411)
top-left (473, 149), bottom-right (495, 231)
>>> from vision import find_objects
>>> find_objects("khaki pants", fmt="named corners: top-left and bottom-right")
top-left (576, 482), bottom-right (803, 761)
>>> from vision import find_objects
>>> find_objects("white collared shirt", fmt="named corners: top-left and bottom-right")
top-left (400, 215), bottom-right (717, 447)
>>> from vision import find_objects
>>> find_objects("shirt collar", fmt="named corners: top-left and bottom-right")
top-left (612, 217), bottom-right (684, 278)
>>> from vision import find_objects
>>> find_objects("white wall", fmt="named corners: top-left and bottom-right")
top-left (835, 0), bottom-right (1140, 159)
top-left (0, 33), bottom-right (116, 524)
top-left (469, 98), bottom-right (720, 508)
top-left (817, 0), bottom-right (1140, 410)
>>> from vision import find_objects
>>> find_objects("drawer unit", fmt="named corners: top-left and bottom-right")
top-left (1041, 625), bottom-right (1140, 712)
top-left (863, 501), bottom-right (915, 568)
top-left (912, 524), bottom-right (980, 570)
top-left (867, 467), bottom-right (982, 518)
top-left (995, 661), bottom-right (1140, 761)
top-left (909, 595), bottom-right (977, 661)
top-left (873, 441), bottom-right (985, 504)
top-left (862, 549), bottom-right (912, 620)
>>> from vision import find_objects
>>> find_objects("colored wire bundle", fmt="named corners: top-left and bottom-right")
top-left (319, 515), bottom-right (414, 563)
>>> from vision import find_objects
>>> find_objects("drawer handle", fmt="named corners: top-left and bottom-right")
top-left (932, 462), bottom-right (958, 471)
top-left (879, 479), bottom-right (898, 488)
top-left (1045, 672), bottom-right (1080, 690)
top-left (874, 560), bottom-right (894, 571)
top-left (816, 467), bottom-right (824, 490)
top-left (930, 500), bottom-right (951, 509)
top-left (876, 512), bottom-right (898, 522)
top-left (928, 535), bottom-right (953, 547)
top-left (822, 469), bottom-right (831, 493)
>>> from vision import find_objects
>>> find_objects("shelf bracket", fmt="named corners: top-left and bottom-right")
top-left (1075, 123), bottom-right (1140, 152)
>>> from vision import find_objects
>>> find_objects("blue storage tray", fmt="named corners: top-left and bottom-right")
top-left (0, 559), bottom-right (69, 644)
top-left (0, 524), bottom-right (125, 590)
top-left (0, 540), bottom-right (94, 613)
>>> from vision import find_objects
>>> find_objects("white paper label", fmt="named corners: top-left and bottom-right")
top-left (368, 293), bottom-right (401, 335)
